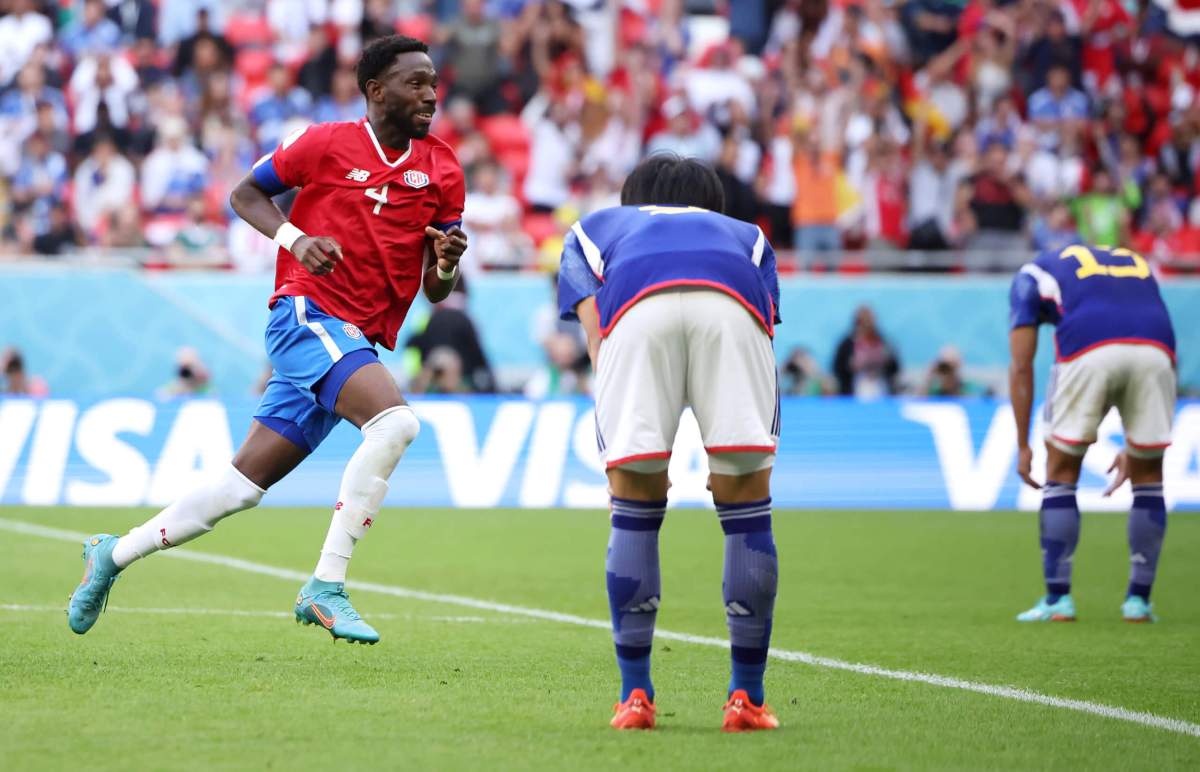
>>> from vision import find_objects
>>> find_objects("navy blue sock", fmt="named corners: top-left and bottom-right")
top-left (1040, 482), bottom-right (1079, 603)
top-left (718, 498), bottom-right (777, 707)
top-left (1127, 483), bottom-right (1167, 601)
top-left (606, 496), bottom-right (666, 702)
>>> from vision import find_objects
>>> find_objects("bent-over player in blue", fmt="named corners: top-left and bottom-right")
top-left (1008, 244), bottom-right (1176, 623)
top-left (559, 155), bottom-right (783, 731)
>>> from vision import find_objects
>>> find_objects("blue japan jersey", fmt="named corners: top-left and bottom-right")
top-left (557, 205), bottom-right (781, 336)
top-left (1009, 244), bottom-right (1175, 362)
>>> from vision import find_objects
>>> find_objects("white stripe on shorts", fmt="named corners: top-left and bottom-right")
top-left (295, 297), bottom-right (343, 363)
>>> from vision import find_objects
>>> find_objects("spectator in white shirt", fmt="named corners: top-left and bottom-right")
top-left (73, 136), bottom-right (137, 240)
top-left (68, 53), bottom-right (139, 135)
top-left (681, 43), bottom-right (756, 118)
top-left (523, 99), bottom-right (579, 212)
top-left (463, 159), bottom-right (532, 270)
top-left (0, 0), bottom-right (53, 86)
top-left (141, 116), bottom-right (209, 217)
top-left (645, 96), bottom-right (721, 162)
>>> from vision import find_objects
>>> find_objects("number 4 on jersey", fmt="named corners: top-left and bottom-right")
top-left (365, 184), bottom-right (389, 215)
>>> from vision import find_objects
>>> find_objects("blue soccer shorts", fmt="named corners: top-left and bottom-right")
top-left (253, 296), bottom-right (378, 453)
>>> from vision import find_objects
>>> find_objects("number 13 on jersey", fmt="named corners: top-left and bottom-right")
top-left (1060, 245), bottom-right (1150, 280)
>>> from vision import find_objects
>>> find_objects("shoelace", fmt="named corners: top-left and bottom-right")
top-left (321, 590), bottom-right (362, 622)
top-left (74, 574), bottom-right (118, 614)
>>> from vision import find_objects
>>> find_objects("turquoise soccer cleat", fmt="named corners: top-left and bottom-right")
top-left (1016, 594), bottom-right (1076, 622)
top-left (294, 577), bottom-right (380, 644)
top-left (68, 534), bottom-right (121, 634)
top-left (1121, 595), bottom-right (1157, 623)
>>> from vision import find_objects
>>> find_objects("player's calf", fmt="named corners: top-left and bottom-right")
top-left (717, 497), bottom-right (778, 712)
top-left (1124, 480), bottom-right (1166, 622)
top-left (295, 405), bottom-right (418, 644)
top-left (606, 496), bottom-right (666, 719)
top-left (110, 466), bottom-right (266, 568)
top-left (312, 405), bottom-right (419, 584)
top-left (1017, 480), bottom-right (1080, 622)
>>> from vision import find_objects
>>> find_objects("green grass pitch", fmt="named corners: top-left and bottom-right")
top-left (2, 506), bottom-right (1198, 770)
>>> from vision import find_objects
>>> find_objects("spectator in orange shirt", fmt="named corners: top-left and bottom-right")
top-left (791, 131), bottom-right (842, 263)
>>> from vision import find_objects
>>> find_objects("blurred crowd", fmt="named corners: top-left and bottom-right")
top-left (4, 296), bottom-right (999, 399)
top-left (4, 0), bottom-right (1200, 271)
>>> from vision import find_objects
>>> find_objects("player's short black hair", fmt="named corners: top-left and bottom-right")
top-left (357, 35), bottom-right (430, 96)
top-left (620, 154), bottom-right (725, 213)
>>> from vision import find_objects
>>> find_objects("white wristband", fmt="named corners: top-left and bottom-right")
top-left (436, 263), bottom-right (458, 281)
top-left (273, 221), bottom-right (306, 252)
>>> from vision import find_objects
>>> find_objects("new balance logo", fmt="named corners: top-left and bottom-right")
top-left (346, 168), bottom-right (371, 182)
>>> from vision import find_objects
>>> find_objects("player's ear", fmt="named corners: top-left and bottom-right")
top-left (364, 78), bottom-right (384, 103)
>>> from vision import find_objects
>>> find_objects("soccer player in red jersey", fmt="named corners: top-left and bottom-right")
top-left (68, 36), bottom-right (468, 644)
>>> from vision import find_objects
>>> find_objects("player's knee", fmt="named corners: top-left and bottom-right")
top-left (1126, 452), bottom-right (1164, 484)
top-left (362, 405), bottom-right (420, 459)
top-left (220, 466), bottom-right (266, 513)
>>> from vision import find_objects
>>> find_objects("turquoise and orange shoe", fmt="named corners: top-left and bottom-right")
top-left (67, 534), bottom-right (121, 634)
top-left (1121, 595), bottom-right (1157, 623)
top-left (294, 577), bottom-right (379, 644)
top-left (1016, 594), bottom-right (1076, 622)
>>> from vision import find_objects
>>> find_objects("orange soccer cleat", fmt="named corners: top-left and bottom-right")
top-left (610, 688), bottom-right (656, 730)
top-left (721, 690), bottom-right (780, 732)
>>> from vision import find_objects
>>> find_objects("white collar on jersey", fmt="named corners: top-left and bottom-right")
top-left (363, 120), bottom-right (413, 168)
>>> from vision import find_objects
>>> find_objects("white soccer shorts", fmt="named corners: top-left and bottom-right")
top-left (1044, 343), bottom-right (1176, 458)
top-left (593, 288), bottom-right (779, 475)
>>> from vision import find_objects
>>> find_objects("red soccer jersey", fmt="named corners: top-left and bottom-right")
top-left (263, 118), bottom-right (465, 349)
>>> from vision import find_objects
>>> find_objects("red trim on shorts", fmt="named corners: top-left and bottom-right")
top-left (1127, 440), bottom-right (1171, 450)
top-left (1056, 338), bottom-right (1176, 365)
top-left (1050, 433), bottom-right (1092, 446)
top-left (600, 280), bottom-right (773, 339)
top-left (705, 444), bottom-right (777, 454)
top-left (606, 451), bottom-right (672, 470)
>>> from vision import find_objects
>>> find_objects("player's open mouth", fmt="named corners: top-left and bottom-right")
top-left (414, 111), bottom-right (434, 125)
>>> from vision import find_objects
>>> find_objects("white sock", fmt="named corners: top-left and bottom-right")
top-left (314, 406), bottom-right (419, 582)
top-left (111, 465), bottom-right (265, 568)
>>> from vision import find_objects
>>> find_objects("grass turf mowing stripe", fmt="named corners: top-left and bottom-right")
top-left (7, 516), bottom-right (1199, 740)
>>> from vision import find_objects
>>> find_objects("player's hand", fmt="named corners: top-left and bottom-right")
top-left (1017, 444), bottom-right (1041, 490)
top-left (425, 226), bottom-right (468, 275)
top-left (293, 235), bottom-right (343, 275)
top-left (1103, 451), bottom-right (1129, 497)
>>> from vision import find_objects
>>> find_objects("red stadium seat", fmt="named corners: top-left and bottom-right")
top-left (224, 13), bottom-right (275, 48)
top-left (236, 48), bottom-right (275, 88)
top-left (396, 15), bottom-right (434, 42)
top-left (521, 213), bottom-right (560, 246)
top-left (496, 149), bottom-right (530, 203)
top-left (480, 114), bottom-right (529, 154)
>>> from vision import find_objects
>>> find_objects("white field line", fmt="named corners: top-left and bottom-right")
top-left (4, 517), bottom-right (1198, 739)
top-left (0, 604), bottom-right (516, 624)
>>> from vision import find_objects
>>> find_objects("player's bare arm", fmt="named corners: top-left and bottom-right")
top-left (1008, 325), bottom-right (1039, 489)
top-left (229, 173), bottom-right (343, 275)
top-left (574, 296), bottom-right (601, 366)
top-left (422, 225), bottom-right (468, 302)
